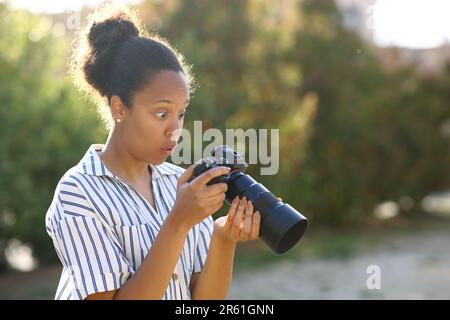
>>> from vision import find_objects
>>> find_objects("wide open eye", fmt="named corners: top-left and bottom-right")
top-left (155, 112), bottom-right (168, 119)
top-left (178, 110), bottom-right (187, 119)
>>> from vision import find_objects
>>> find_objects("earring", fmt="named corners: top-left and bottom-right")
top-left (116, 118), bottom-right (121, 123)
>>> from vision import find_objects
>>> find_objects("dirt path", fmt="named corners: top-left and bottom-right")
top-left (228, 226), bottom-right (450, 299)
top-left (0, 264), bottom-right (61, 299)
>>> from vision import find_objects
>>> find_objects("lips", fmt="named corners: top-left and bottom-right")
top-left (161, 144), bottom-right (176, 151)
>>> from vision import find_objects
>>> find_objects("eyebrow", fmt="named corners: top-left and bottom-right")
top-left (155, 99), bottom-right (190, 106)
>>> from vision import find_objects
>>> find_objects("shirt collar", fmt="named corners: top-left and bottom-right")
top-left (75, 144), bottom-right (177, 180)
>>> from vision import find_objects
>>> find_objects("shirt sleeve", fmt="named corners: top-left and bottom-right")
top-left (48, 178), bottom-right (134, 300)
top-left (193, 216), bottom-right (214, 273)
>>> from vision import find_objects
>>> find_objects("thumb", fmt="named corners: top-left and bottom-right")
top-left (177, 164), bottom-right (196, 185)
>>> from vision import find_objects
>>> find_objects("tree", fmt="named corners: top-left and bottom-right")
top-left (0, 5), bottom-right (105, 267)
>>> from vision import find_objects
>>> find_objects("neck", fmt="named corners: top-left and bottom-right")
top-left (99, 129), bottom-right (151, 183)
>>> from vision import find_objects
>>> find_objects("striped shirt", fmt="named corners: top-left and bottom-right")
top-left (45, 144), bottom-right (213, 300)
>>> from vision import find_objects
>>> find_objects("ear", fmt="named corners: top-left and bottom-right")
top-left (110, 95), bottom-right (127, 123)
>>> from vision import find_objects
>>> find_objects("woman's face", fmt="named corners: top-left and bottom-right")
top-left (118, 70), bottom-right (190, 165)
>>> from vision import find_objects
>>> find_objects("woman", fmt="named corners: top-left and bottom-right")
top-left (45, 7), bottom-right (260, 300)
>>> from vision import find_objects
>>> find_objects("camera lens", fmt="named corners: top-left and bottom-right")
top-left (225, 171), bottom-right (308, 254)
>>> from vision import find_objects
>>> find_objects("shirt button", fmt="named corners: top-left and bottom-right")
top-left (172, 273), bottom-right (178, 281)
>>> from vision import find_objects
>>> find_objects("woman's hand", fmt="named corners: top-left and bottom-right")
top-left (213, 197), bottom-right (261, 243)
top-left (171, 165), bottom-right (231, 230)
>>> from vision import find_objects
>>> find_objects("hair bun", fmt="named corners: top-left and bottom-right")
top-left (83, 13), bottom-right (139, 97)
top-left (88, 13), bottom-right (139, 53)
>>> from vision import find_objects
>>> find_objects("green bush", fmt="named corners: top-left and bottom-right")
top-left (0, 5), bottom-right (105, 266)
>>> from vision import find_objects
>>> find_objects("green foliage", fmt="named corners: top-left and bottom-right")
top-left (0, 5), bottom-right (105, 265)
top-left (292, 0), bottom-right (450, 225)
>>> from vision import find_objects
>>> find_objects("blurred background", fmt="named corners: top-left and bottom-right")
top-left (0, 0), bottom-right (449, 299)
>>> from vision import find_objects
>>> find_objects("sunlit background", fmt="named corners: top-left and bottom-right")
top-left (6, 0), bottom-right (450, 49)
top-left (5, 0), bottom-right (137, 14)
top-left (0, 0), bottom-right (449, 299)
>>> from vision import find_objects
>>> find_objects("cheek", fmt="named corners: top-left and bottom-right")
top-left (141, 121), bottom-right (162, 140)
top-left (124, 114), bottom-right (155, 139)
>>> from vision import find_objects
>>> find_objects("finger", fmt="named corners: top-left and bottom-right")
top-left (249, 211), bottom-right (261, 240)
top-left (231, 197), bottom-right (247, 239)
top-left (225, 197), bottom-right (240, 226)
top-left (202, 192), bottom-right (226, 207)
top-left (177, 164), bottom-right (196, 185)
top-left (201, 183), bottom-right (228, 197)
top-left (191, 166), bottom-right (231, 188)
top-left (241, 201), bottom-right (254, 241)
top-left (233, 197), bottom-right (247, 227)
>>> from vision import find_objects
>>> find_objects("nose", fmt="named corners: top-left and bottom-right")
top-left (165, 117), bottom-right (183, 138)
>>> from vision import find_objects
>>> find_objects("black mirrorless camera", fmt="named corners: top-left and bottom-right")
top-left (188, 145), bottom-right (308, 254)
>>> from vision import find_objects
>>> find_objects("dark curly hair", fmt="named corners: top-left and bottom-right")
top-left (69, 4), bottom-right (194, 128)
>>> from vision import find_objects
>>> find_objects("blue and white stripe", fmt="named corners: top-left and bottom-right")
top-left (45, 144), bottom-right (213, 300)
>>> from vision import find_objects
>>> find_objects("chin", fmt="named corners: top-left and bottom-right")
top-left (149, 155), bottom-right (169, 165)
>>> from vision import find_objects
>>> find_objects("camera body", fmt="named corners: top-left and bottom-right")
top-left (189, 145), bottom-right (248, 186)
top-left (188, 145), bottom-right (308, 254)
